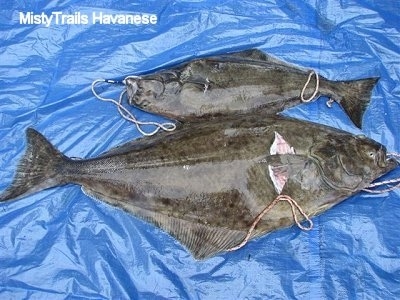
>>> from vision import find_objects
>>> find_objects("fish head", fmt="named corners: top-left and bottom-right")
top-left (309, 134), bottom-right (397, 192)
top-left (125, 74), bottom-right (182, 116)
top-left (287, 135), bottom-right (398, 218)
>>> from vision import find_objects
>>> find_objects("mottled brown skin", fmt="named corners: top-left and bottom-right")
top-left (125, 49), bottom-right (378, 127)
top-left (0, 114), bottom-right (396, 259)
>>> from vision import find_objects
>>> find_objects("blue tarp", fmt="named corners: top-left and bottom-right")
top-left (1, 1), bottom-right (399, 298)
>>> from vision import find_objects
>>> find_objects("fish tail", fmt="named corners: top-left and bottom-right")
top-left (0, 128), bottom-right (69, 202)
top-left (335, 77), bottom-right (379, 128)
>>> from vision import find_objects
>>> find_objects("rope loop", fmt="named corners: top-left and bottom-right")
top-left (227, 194), bottom-right (313, 252)
top-left (91, 79), bottom-right (176, 136)
top-left (300, 70), bottom-right (320, 103)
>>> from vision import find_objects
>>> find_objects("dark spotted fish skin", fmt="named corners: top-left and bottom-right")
top-left (125, 49), bottom-right (378, 128)
top-left (0, 114), bottom-right (397, 259)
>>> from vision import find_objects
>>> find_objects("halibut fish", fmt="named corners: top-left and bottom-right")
top-left (125, 49), bottom-right (378, 128)
top-left (0, 114), bottom-right (396, 259)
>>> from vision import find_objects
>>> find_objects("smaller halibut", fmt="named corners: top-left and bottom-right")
top-left (125, 49), bottom-right (378, 127)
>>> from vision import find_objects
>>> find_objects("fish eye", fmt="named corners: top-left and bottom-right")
top-left (367, 151), bottom-right (376, 159)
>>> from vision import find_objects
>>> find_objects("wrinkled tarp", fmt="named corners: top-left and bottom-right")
top-left (1, 0), bottom-right (399, 299)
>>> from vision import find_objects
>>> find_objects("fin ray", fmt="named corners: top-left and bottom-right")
top-left (82, 186), bottom-right (246, 259)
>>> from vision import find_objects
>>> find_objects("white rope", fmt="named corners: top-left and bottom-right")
top-left (363, 179), bottom-right (400, 193)
top-left (91, 79), bottom-right (176, 136)
top-left (300, 70), bottom-right (320, 102)
top-left (227, 194), bottom-right (313, 252)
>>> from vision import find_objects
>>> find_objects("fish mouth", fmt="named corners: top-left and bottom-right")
top-left (384, 156), bottom-right (399, 173)
top-left (377, 145), bottom-right (398, 172)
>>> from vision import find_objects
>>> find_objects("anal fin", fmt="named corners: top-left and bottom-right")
top-left (82, 187), bottom-right (246, 259)
top-left (141, 210), bottom-right (247, 259)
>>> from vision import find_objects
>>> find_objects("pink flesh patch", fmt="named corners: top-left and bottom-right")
top-left (268, 165), bottom-right (289, 194)
top-left (269, 132), bottom-right (295, 194)
top-left (270, 131), bottom-right (295, 155)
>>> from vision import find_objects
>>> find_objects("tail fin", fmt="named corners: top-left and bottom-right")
top-left (336, 77), bottom-right (379, 128)
top-left (0, 128), bottom-right (68, 202)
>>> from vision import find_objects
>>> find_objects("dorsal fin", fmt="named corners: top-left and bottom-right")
top-left (206, 49), bottom-right (308, 73)
top-left (96, 124), bottom-right (182, 158)
top-left (228, 49), bottom-right (269, 61)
